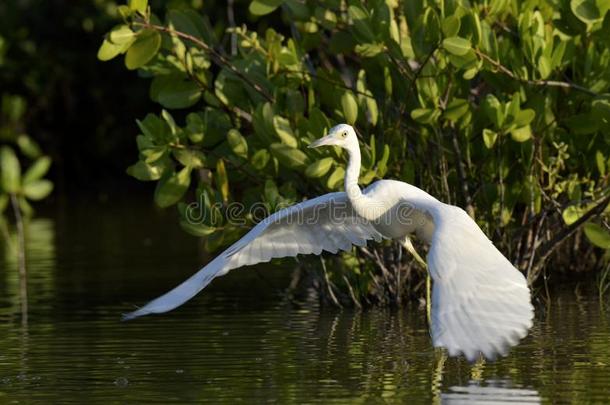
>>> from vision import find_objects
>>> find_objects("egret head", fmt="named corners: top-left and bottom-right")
top-left (308, 124), bottom-right (358, 150)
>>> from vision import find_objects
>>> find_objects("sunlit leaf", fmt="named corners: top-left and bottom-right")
top-left (109, 25), bottom-right (136, 45)
top-left (98, 25), bottom-right (136, 61)
top-left (227, 129), bottom-right (248, 158)
top-left (563, 204), bottom-right (587, 225)
top-left (514, 109), bottom-right (536, 127)
top-left (249, 0), bottom-right (284, 16)
top-left (18, 196), bottom-right (33, 217)
top-left (360, 169), bottom-right (376, 185)
top-left (327, 166), bottom-right (345, 189)
top-left (411, 108), bottom-right (439, 124)
top-left (272, 116), bottom-right (298, 147)
top-left (127, 160), bottom-right (164, 181)
top-left (355, 43), bottom-right (384, 57)
top-left (216, 159), bottom-right (229, 202)
top-left (483, 129), bottom-right (498, 148)
top-left (117, 5), bottom-right (132, 19)
top-left (23, 179), bottom-right (53, 201)
top-left (269, 143), bottom-right (309, 169)
top-left (305, 157), bottom-right (334, 178)
top-left (583, 222), bottom-right (610, 249)
top-left (341, 91), bottom-right (359, 125)
top-left (251, 149), bottom-right (270, 170)
top-left (180, 220), bottom-right (216, 237)
top-left (277, 48), bottom-right (299, 66)
top-left (365, 92), bottom-right (378, 126)
top-left (510, 125), bottom-right (532, 142)
top-left (372, 144), bottom-right (388, 177)
top-left (129, 0), bottom-right (148, 13)
top-left (506, 92), bottom-right (520, 123)
top-left (595, 150), bottom-right (606, 176)
top-left (23, 156), bottom-right (51, 184)
top-left (97, 38), bottom-right (125, 61)
top-left (16, 134), bottom-right (42, 159)
top-left (125, 30), bottom-right (161, 70)
top-left (538, 55), bottom-right (551, 79)
top-left (570, 0), bottom-right (602, 24)
top-left (442, 15), bottom-right (461, 37)
top-left (448, 49), bottom-right (477, 69)
top-left (154, 166), bottom-right (191, 208)
top-left (442, 36), bottom-right (471, 56)
top-left (0, 146), bottom-right (21, 193)
top-left (264, 179), bottom-right (279, 206)
top-left (481, 94), bottom-right (504, 128)
top-left (173, 149), bottom-right (206, 168)
top-left (443, 98), bottom-right (469, 122)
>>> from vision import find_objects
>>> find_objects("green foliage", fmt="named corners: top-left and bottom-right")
top-left (0, 147), bottom-right (21, 194)
top-left (0, 95), bottom-right (53, 217)
top-left (584, 222), bottom-right (610, 249)
top-left (99, 0), bottom-right (610, 300)
top-left (249, 0), bottom-right (284, 16)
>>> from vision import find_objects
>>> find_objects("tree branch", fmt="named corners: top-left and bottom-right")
top-left (409, 46), bottom-right (438, 93)
top-left (449, 127), bottom-right (475, 217)
top-left (135, 22), bottom-right (275, 103)
top-left (474, 49), bottom-right (599, 97)
top-left (532, 193), bottom-right (610, 275)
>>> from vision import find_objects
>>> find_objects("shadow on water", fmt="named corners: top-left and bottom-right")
top-left (0, 196), bottom-right (609, 403)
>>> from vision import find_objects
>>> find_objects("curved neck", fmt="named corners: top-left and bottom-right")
top-left (344, 144), bottom-right (362, 201)
top-left (344, 143), bottom-right (384, 221)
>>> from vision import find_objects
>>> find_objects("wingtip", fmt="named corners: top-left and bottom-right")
top-left (121, 312), bottom-right (136, 322)
top-left (121, 308), bottom-right (145, 322)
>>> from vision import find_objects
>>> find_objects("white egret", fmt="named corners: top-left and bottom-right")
top-left (124, 124), bottom-right (534, 361)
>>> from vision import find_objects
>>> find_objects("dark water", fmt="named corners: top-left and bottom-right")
top-left (1, 197), bottom-right (609, 403)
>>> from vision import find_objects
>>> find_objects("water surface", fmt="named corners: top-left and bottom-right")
top-left (1, 197), bottom-right (609, 403)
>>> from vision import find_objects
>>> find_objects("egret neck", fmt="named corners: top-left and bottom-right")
top-left (344, 142), bottom-right (385, 221)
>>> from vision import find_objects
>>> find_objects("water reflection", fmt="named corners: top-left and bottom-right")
top-left (442, 380), bottom-right (540, 404)
top-left (0, 198), bottom-right (609, 403)
top-left (0, 218), bottom-right (56, 321)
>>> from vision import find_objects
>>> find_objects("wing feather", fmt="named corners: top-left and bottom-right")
top-left (123, 192), bottom-right (381, 320)
top-left (427, 205), bottom-right (534, 361)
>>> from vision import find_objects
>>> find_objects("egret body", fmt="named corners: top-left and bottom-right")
top-left (124, 124), bottom-right (534, 361)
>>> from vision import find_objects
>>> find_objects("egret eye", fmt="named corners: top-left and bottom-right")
top-left (342, 131), bottom-right (347, 138)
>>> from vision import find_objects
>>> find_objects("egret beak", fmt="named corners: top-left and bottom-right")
top-left (308, 134), bottom-right (336, 148)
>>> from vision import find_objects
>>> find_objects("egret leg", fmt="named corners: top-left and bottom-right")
top-left (470, 355), bottom-right (486, 381)
top-left (425, 275), bottom-right (431, 325)
top-left (401, 236), bottom-right (431, 324)
top-left (401, 236), bottom-right (427, 269)
top-left (431, 347), bottom-right (447, 404)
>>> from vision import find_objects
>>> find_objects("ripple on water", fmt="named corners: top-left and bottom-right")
top-left (1, 202), bottom-right (609, 403)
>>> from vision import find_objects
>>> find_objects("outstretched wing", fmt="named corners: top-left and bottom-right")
top-left (123, 192), bottom-right (382, 320)
top-left (427, 205), bottom-right (534, 361)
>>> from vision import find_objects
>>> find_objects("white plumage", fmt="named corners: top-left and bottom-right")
top-left (123, 192), bottom-right (382, 321)
top-left (124, 124), bottom-right (534, 362)
top-left (427, 204), bottom-right (533, 360)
